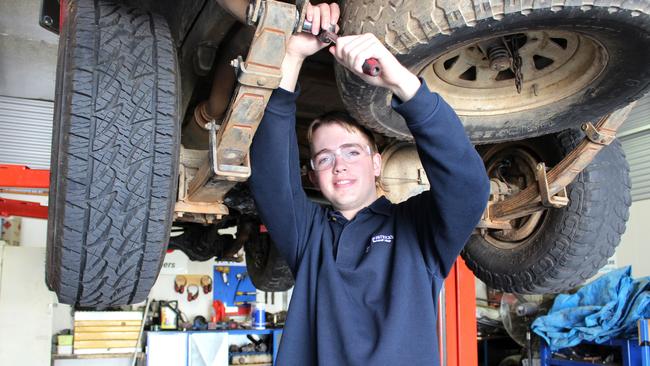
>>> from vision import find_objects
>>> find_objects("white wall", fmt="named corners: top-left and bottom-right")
top-left (615, 198), bottom-right (650, 278)
top-left (0, 245), bottom-right (63, 366)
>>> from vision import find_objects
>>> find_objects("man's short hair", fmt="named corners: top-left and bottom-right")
top-left (307, 111), bottom-right (378, 154)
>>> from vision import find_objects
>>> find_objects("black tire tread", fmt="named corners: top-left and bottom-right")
top-left (47, 0), bottom-right (179, 307)
top-left (462, 131), bottom-right (631, 293)
top-left (244, 232), bottom-right (295, 292)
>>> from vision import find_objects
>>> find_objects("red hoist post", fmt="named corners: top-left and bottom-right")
top-left (0, 164), bottom-right (50, 219)
top-left (439, 257), bottom-right (478, 366)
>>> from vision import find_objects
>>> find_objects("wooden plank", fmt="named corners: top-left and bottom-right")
top-left (73, 340), bottom-right (138, 349)
top-left (73, 326), bottom-right (141, 333)
top-left (74, 331), bottom-right (140, 341)
top-left (74, 311), bottom-right (142, 321)
top-left (73, 348), bottom-right (139, 355)
top-left (74, 320), bottom-right (141, 327)
top-left (53, 352), bottom-right (144, 360)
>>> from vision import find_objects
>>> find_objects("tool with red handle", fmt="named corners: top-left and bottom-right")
top-left (302, 20), bottom-right (381, 77)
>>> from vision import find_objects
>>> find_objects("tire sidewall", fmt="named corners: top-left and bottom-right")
top-left (46, 0), bottom-right (77, 292)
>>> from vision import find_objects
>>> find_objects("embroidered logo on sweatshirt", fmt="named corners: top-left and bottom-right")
top-left (371, 235), bottom-right (394, 244)
top-left (366, 234), bottom-right (394, 253)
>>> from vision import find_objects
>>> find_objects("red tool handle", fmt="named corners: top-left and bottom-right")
top-left (362, 58), bottom-right (381, 77)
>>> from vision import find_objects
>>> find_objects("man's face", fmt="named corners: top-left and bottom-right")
top-left (309, 123), bottom-right (382, 216)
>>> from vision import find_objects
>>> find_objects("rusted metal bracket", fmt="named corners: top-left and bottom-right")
top-left (180, 0), bottom-right (300, 216)
top-left (480, 102), bottom-right (635, 226)
top-left (582, 122), bottom-right (616, 145)
top-left (475, 179), bottom-right (514, 231)
top-left (231, 55), bottom-right (282, 89)
top-left (535, 163), bottom-right (568, 208)
top-left (213, 0), bottom-right (296, 176)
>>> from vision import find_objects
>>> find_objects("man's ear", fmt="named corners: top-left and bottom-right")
top-left (372, 153), bottom-right (382, 177)
top-left (308, 170), bottom-right (319, 188)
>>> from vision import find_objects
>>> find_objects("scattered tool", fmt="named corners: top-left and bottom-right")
top-left (216, 266), bottom-right (230, 286)
top-left (236, 291), bottom-right (257, 296)
top-left (302, 20), bottom-right (381, 77)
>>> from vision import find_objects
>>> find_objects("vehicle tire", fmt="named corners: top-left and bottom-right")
top-left (337, 0), bottom-right (650, 143)
top-left (168, 222), bottom-right (242, 262)
top-left (498, 355), bottom-right (522, 366)
top-left (461, 130), bottom-right (630, 293)
top-left (244, 228), bottom-right (295, 292)
top-left (46, 0), bottom-right (179, 307)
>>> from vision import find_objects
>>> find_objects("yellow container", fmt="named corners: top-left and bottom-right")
top-left (57, 335), bottom-right (74, 346)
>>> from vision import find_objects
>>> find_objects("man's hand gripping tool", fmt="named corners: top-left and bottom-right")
top-left (301, 19), bottom-right (381, 77)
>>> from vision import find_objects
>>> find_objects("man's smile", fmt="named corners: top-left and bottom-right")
top-left (333, 178), bottom-right (356, 188)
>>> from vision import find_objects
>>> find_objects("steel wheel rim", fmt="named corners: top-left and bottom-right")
top-left (419, 30), bottom-right (608, 116)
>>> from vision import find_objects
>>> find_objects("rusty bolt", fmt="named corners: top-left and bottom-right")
top-left (490, 57), bottom-right (511, 72)
top-left (581, 123), bottom-right (588, 131)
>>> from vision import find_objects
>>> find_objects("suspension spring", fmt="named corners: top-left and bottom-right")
top-left (488, 45), bottom-right (511, 71)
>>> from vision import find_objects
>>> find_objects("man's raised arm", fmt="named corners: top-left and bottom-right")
top-left (249, 2), bottom-right (341, 272)
top-left (331, 33), bottom-right (490, 277)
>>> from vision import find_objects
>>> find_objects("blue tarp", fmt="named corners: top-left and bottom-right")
top-left (532, 266), bottom-right (650, 350)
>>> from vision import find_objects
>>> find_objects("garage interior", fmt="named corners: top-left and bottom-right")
top-left (1, 0), bottom-right (649, 365)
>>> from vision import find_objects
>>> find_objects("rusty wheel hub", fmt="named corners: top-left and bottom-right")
top-left (483, 146), bottom-right (546, 249)
top-left (420, 30), bottom-right (607, 116)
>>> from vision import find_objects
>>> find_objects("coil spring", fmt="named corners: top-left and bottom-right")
top-left (488, 46), bottom-right (509, 62)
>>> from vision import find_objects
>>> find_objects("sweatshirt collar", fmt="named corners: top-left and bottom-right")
top-left (368, 196), bottom-right (392, 216)
top-left (328, 196), bottom-right (391, 220)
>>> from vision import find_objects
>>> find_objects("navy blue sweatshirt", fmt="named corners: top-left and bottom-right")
top-left (249, 81), bottom-right (490, 365)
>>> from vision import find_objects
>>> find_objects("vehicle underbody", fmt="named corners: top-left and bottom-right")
top-left (42, 0), bottom-right (650, 306)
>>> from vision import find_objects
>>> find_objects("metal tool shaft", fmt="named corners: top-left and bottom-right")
top-left (302, 20), bottom-right (381, 76)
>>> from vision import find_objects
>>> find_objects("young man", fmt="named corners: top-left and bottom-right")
top-left (249, 3), bottom-right (490, 365)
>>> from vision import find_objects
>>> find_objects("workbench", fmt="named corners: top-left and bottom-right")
top-left (146, 328), bottom-right (283, 366)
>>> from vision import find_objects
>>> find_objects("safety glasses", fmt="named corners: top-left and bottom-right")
top-left (310, 143), bottom-right (372, 171)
